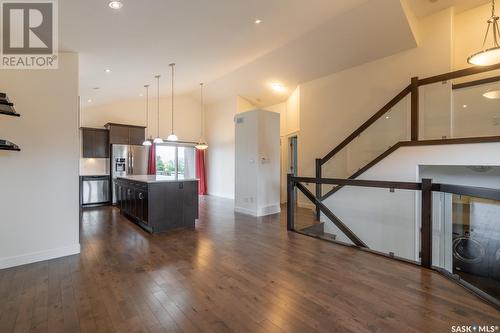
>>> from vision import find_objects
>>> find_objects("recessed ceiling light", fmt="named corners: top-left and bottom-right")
top-left (271, 83), bottom-right (286, 93)
top-left (483, 89), bottom-right (500, 99)
top-left (463, 104), bottom-right (468, 108)
top-left (87, 99), bottom-right (92, 103)
top-left (108, 1), bottom-right (123, 10)
top-left (385, 115), bottom-right (391, 119)
top-left (105, 68), bottom-right (111, 73)
top-left (255, 19), bottom-right (262, 24)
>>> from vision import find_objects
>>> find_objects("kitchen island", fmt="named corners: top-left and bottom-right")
top-left (114, 175), bottom-right (199, 233)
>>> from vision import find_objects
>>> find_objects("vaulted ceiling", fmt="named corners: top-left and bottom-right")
top-left (60, 0), bottom-right (484, 107)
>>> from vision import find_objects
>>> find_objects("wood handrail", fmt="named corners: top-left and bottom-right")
top-left (418, 63), bottom-right (500, 86)
top-left (293, 176), bottom-right (421, 190)
top-left (320, 64), bottom-right (500, 167)
top-left (321, 136), bottom-right (500, 201)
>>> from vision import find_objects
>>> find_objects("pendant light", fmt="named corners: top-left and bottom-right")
top-left (153, 75), bottom-right (164, 144)
top-left (167, 63), bottom-right (179, 142)
top-left (468, 0), bottom-right (500, 66)
top-left (142, 84), bottom-right (152, 146)
top-left (195, 83), bottom-right (208, 150)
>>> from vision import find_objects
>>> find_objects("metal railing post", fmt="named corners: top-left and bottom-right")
top-left (287, 173), bottom-right (295, 231)
top-left (315, 158), bottom-right (322, 221)
top-left (421, 178), bottom-right (433, 268)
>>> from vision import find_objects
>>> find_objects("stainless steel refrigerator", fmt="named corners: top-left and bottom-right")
top-left (111, 144), bottom-right (149, 204)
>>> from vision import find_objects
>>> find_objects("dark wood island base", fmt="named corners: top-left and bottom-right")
top-left (114, 175), bottom-right (199, 233)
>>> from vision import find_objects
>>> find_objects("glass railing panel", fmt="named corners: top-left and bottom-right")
top-left (321, 185), bottom-right (419, 262)
top-left (448, 194), bottom-right (500, 303)
top-left (320, 95), bottom-right (410, 196)
top-left (452, 79), bottom-right (500, 138)
top-left (346, 95), bottom-right (409, 175)
top-left (419, 81), bottom-right (452, 140)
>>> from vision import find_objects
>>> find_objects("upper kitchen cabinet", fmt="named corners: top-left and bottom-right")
top-left (105, 123), bottom-right (146, 145)
top-left (81, 128), bottom-right (109, 158)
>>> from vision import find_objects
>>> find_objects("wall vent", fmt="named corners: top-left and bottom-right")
top-left (494, 116), bottom-right (500, 126)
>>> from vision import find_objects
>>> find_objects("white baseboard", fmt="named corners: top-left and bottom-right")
top-left (207, 192), bottom-right (234, 200)
top-left (258, 204), bottom-right (281, 216)
top-left (0, 243), bottom-right (81, 269)
top-left (234, 206), bottom-right (256, 216)
top-left (235, 204), bottom-right (281, 217)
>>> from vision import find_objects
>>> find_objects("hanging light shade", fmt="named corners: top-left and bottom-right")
top-left (153, 75), bottom-right (164, 144)
top-left (468, 0), bottom-right (500, 66)
top-left (195, 83), bottom-right (208, 150)
top-left (483, 89), bottom-right (500, 98)
top-left (142, 85), bottom-right (152, 146)
top-left (167, 63), bottom-right (179, 142)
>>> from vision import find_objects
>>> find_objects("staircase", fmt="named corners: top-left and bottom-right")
top-left (297, 63), bottom-right (500, 244)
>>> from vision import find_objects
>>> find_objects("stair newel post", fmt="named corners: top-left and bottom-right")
top-left (421, 178), bottom-right (433, 268)
top-left (315, 158), bottom-right (322, 221)
top-left (287, 173), bottom-right (295, 231)
top-left (410, 76), bottom-right (419, 141)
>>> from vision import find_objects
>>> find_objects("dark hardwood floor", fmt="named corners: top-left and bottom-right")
top-left (0, 196), bottom-right (498, 332)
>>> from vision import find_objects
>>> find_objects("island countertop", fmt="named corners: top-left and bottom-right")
top-left (117, 175), bottom-right (199, 184)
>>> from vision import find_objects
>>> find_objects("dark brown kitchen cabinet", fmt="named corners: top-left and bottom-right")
top-left (81, 128), bottom-right (109, 158)
top-left (105, 123), bottom-right (146, 145)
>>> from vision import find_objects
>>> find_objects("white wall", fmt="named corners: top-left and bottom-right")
top-left (298, 8), bottom-right (454, 205)
top-left (234, 110), bottom-right (280, 216)
top-left (205, 97), bottom-right (239, 198)
top-left (0, 53), bottom-right (80, 268)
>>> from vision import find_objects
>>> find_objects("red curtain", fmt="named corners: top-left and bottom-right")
top-left (196, 149), bottom-right (207, 195)
top-left (147, 143), bottom-right (156, 175)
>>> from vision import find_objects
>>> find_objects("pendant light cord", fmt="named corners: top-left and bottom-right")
top-left (170, 63), bottom-right (175, 135)
top-left (145, 85), bottom-right (149, 139)
top-left (484, 0), bottom-right (500, 48)
top-left (200, 83), bottom-right (204, 139)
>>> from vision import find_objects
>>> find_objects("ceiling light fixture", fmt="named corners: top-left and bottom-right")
top-left (463, 104), bottom-right (468, 108)
top-left (483, 89), bottom-right (500, 99)
top-left (153, 75), bottom-right (164, 144)
top-left (108, 1), bottom-right (123, 10)
top-left (271, 82), bottom-right (286, 93)
top-left (468, 0), bottom-right (500, 66)
top-left (195, 83), bottom-right (208, 150)
top-left (105, 68), bottom-right (112, 73)
top-left (167, 63), bottom-right (179, 142)
top-left (142, 85), bottom-right (152, 146)
top-left (87, 99), bottom-right (92, 103)
top-left (255, 19), bottom-right (262, 24)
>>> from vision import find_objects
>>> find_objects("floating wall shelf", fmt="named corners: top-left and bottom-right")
top-left (0, 140), bottom-right (20, 151)
top-left (0, 92), bottom-right (20, 117)
top-left (0, 93), bottom-right (21, 151)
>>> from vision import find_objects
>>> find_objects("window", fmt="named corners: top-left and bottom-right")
top-left (156, 144), bottom-right (196, 180)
